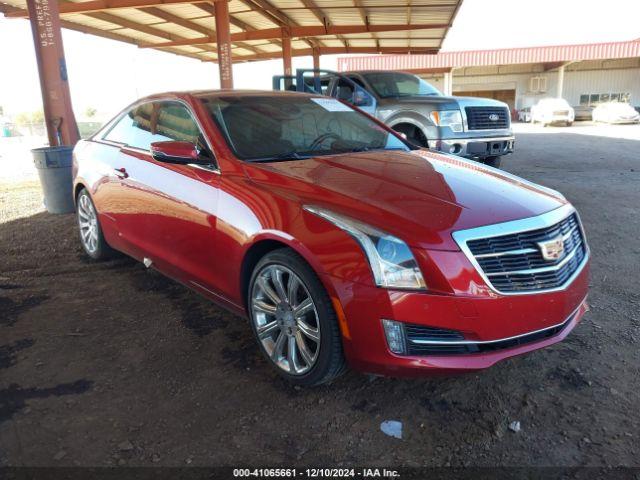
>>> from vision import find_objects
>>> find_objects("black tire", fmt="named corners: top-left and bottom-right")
top-left (392, 124), bottom-right (428, 148)
top-left (248, 248), bottom-right (346, 386)
top-left (76, 188), bottom-right (116, 261)
top-left (483, 156), bottom-right (502, 168)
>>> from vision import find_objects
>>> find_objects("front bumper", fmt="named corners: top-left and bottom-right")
top-left (327, 258), bottom-right (589, 377)
top-left (428, 136), bottom-right (514, 159)
top-left (542, 115), bottom-right (574, 124)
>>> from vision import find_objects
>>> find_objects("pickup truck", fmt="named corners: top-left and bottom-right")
top-left (274, 69), bottom-right (514, 168)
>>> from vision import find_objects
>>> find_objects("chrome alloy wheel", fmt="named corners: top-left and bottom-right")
top-left (251, 265), bottom-right (321, 375)
top-left (77, 193), bottom-right (99, 254)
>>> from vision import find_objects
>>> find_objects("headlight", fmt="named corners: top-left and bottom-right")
top-left (304, 206), bottom-right (426, 290)
top-left (429, 110), bottom-right (463, 132)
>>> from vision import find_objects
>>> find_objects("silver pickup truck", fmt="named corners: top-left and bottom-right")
top-left (274, 69), bottom-right (514, 168)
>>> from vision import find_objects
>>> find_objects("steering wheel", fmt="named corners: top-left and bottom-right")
top-left (309, 132), bottom-right (342, 151)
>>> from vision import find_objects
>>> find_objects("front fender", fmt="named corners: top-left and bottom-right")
top-left (383, 111), bottom-right (439, 141)
top-left (243, 217), bottom-right (373, 304)
top-left (385, 110), bottom-right (431, 131)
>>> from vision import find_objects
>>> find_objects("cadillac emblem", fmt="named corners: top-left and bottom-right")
top-left (537, 237), bottom-right (565, 261)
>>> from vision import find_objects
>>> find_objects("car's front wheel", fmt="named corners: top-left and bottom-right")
top-left (76, 188), bottom-right (115, 260)
top-left (248, 248), bottom-right (346, 386)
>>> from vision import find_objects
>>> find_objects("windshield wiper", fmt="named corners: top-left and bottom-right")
top-left (347, 146), bottom-right (408, 153)
top-left (249, 151), bottom-right (313, 163)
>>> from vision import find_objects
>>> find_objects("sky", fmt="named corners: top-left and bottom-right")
top-left (0, 0), bottom-right (638, 119)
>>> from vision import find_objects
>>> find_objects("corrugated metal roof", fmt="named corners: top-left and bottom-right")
top-left (0, 0), bottom-right (463, 63)
top-left (338, 39), bottom-right (640, 71)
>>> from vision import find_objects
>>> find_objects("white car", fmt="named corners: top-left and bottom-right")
top-left (592, 102), bottom-right (640, 124)
top-left (531, 98), bottom-right (575, 126)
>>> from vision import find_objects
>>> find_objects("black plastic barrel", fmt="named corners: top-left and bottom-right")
top-left (32, 146), bottom-right (75, 214)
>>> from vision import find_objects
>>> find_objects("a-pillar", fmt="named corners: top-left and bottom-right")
top-left (26, 0), bottom-right (79, 146)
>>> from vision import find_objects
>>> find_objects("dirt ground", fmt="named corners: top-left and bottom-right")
top-left (1, 123), bottom-right (639, 468)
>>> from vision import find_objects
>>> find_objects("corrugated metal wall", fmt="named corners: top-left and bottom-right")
top-left (421, 68), bottom-right (640, 109)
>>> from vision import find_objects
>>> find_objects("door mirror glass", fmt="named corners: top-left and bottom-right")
top-left (150, 141), bottom-right (203, 164)
top-left (353, 86), bottom-right (374, 107)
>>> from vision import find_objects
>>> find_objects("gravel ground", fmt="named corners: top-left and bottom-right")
top-left (0, 123), bottom-right (639, 468)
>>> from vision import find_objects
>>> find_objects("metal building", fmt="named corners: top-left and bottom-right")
top-left (338, 40), bottom-right (640, 111)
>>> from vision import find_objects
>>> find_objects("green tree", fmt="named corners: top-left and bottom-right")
top-left (84, 106), bottom-right (97, 118)
top-left (14, 110), bottom-right (44, 125)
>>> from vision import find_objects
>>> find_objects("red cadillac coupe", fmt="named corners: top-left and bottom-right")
top-left (73, 91), bottom-right (589, 386)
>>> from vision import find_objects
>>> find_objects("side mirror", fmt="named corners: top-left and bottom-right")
top-left (352, 87), bottom-right (373, 107)
top-left (150, 141), bottom-right (207, 165)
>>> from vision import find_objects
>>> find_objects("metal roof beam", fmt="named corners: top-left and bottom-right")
top-left (142, 6), bottom-right (262, 54)
top-left (233, 3), bottom-right (459, 13)
top-left (228, 46), bottom-right (439, 62)
top-left (140, 23), bottom-right (449, 48)
top-left (0, 3), bottom-right (208, 61)
top-left (4, 0), bottom-right (219, 17)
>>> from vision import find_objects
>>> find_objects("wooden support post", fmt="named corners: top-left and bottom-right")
top-left (282, 35), bottom-right (292, 76)
top-left (26, 0), bottom-right (79, 146)
top-left (214, 0), bottom-right (233, 89)
top-left (312, 47), bottom-right (320, 71)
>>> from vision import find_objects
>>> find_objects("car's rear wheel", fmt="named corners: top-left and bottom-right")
top-left (483, 156), bottom-right (502, 168)
top-left (76, 189), bottom-right (115, 260)
top-left (248, 248), bottom-right (346, 386)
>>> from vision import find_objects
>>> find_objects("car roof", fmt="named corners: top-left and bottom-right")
top-left (137, 89), bottom-right (320, 102)
top-left (343, 70), bottom-right (411, 75)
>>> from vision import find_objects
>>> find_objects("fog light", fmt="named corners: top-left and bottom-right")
top-left (382, 319), bottom-right (407, 355)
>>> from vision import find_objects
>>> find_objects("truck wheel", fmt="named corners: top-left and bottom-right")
top-left (483, 156), bottom-right (502, 168)
top-left (392, 124), bottom-right (428, 148)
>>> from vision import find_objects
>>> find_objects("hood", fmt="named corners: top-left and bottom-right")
top-left (244, 150), bottom-right (566, 251)
top-left (379, 95), bottom-right (509, 110)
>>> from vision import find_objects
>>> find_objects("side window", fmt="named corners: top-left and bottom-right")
top-left (347, 76), bottom-right (366, 90)
top-left (156, 101), bottom-right (201, 144)
top-left (103, 102), bottom-right (160, 150)
top-left (335, 78), bottom-right (355, 103)
top-left (104, 101), bottom-right (212, 163)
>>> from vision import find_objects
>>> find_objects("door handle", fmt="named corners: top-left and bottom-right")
top-left (114, 167), bottom-right (129, 179)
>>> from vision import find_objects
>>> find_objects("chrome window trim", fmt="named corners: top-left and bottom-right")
top-left (95, 97), bottom-right (220, 174)
top-left (408, 301), bottom-right (583, 346)
top-left (452, 203), bottom-right (589, 296)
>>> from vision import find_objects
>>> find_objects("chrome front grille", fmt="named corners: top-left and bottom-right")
top-left (453, 206), bottom-right (589, 295)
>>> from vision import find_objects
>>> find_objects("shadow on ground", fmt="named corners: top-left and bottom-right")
top-left (0, 129), bottom-right (639, 467)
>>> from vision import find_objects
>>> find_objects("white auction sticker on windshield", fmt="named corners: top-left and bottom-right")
top-left (310, 97), bottom-right (353, 112)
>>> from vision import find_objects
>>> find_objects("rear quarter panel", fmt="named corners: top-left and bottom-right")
top-left (73, 139), bottom-right (124, 250)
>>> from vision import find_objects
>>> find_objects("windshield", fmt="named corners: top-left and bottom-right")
top-left (361, 72), bottom-right (441, 98)
top-left (199, 95), bottom-right (410, 162)
top-left (604, 102), bottom-right (634, 113)
top-left (539, 98), bottom-right (571, 108)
